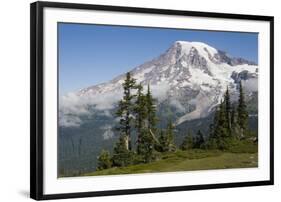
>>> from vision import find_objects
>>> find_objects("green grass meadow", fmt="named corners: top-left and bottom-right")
top-left (83, 148), bottom-right (258, 176)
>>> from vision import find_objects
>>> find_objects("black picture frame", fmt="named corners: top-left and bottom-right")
top-left (30, 1), bottom-right (274, 200)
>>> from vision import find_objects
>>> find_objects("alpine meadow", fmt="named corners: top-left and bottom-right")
top-left (58, 24), bottom-right (258, 177)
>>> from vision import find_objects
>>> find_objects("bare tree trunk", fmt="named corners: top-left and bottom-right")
top-left (124, 135), bottom-right (129, 150)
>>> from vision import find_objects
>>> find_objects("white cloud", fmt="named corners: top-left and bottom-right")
top-left (59, 91), bottom-right (122, 127)
top-left (101, 125), bottom-right (114, 140)
top-left (170, 99), bottom-right (185, 112)
top-left (150, 81), bottom-right (170, 101)
top-left (242, 78), bottom-right (258, 92)
top-left (59, 114), bottom-right (82, 127)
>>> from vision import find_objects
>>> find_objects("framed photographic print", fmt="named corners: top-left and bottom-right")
top-left (30, 1), bottom-right (274, 200)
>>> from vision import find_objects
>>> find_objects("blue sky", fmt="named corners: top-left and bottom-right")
top-left (59, 23), bottom-right (258, 95)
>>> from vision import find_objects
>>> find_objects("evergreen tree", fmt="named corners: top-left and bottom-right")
top-left (210, 100), bottom-right (230, 150)
top-left (97, 150), bottom-right (112, 170)
top-left (209, 106), bottom-right (219, 139)
top-left (157, 129), bottom-right (168, 152)
top-left (134, 84), bottom-right (158, 162)
top-left (146, 84), bottom-right (157, 133)
top-left (112, 135), bottom-right (135, 167)
top-left (193, 130), bottom-right (205, 149)
top-left (224, 86), bottom-right (232, 135)
top-left (134, 85), bottom-right (147, 149)
top-left (115, 72), bottom-right (137, 151)
top-left (157, 121), bottom-right (176, 152)
top-left (230, 104), bottom-right (239, 137)
top-left (180, 131), bottom-right (193, 150)
top-left (230, 104), bottom-right (236, 127)
top-left (137, 129), bottom-right (156, 163)
top-left (237, 81), bottom-right (248, 136)
top-left (217, 100), bottom-right (228, 136)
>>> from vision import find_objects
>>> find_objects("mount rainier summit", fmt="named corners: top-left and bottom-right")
top-left (60, 40), bottom-right (258, 127)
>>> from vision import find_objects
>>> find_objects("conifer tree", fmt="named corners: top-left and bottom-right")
top-left (193, 130), bottom-right (205, 149)
top-left (134, 85), bottom-right (147, 148)
top-left (97, 150), bottom-right (112, 170)
top-left (146, 84), bottom-right (157, 133)
top-left (137, 130), bottom-right (156, 163)
top-left (211, 100), bottom-right (229, 150)
top-left (157, 121), bottom-right (176, 152)
top-left (217, 100), bottom-right (228, 135)
top-left (180, 131), bottom-right (193, 150)
top-left (115, 72), bottom-right (137, 151)
top-left (224, 86), bottom-right (232, 135)
top-left (112, 135), bottom-right (134, 167)
top-left (158, 129), bottom-right (168, 152)
top-left (133, 84), bottom-right (158, 162)
top-left (237, 81), bottom-right (248, 135)
top-left (209, 106), bottom-right (219, 139)
top-left (230, 104), bottom-right (239, 137)
top-left (231, 104), bottom-right (236, 127)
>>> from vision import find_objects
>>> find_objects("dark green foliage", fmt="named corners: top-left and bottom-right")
top-left (230, 104), bottom-right (240, 137)
top-left (112, 135), bottom-right (135, 167)
top-left (157, 129), bottom-right (168, 152)
top-left (211, 100), bottom-right (230, 150)
top-left (207, 84), bottom-right (252, 150)
top-left (224, 87), bottom-right (232, 135)
top-left (160, 120), bottom-right (177, 152)
top-left (113, 72), bottom-right (138, 167)
top-left (231, 104), bottom-right (237, 128)
top-left (146, 84), bottom-right (158, 133)
top-left (113, 75), bottom-right (161, 166)
top-left (237, 81), bottom-right (248, 134)
top-left (137, 129), bottom-right (157, 163)
top-left (134, 85), bottom-right (147, 142)
top-left (97, 150), bottom-right (112, 170)
top-left (193, 130), bottom-right (205, 149)
top-left (180, 131), bottom-right (193, 150)
top-left (134, 84), bottom-right (158, 162)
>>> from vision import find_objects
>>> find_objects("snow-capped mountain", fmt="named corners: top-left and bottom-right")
top-left (59, 41), bottom-right (258, 127)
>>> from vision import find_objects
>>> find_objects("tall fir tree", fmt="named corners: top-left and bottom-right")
top-left (134, 84), bottom-right (158, 162)
top-left (212, 100), bottom-right (229, 150)
top-left (134, 84), bottom-right (147, 149)
top-left (237, 81), bottom-right (248, 136)
top-left (209, 106), bottom-right (219, 139)
top-left (146, 84), bottom-right (157, 133)
top-left (230, 103), bottom-right (239, 137)
top-left (115, 72), bottom-right (137, 151)
top-left (224, 86), bottom-right (232, 135)
top-left (230, 104), bottom-right (236, 127)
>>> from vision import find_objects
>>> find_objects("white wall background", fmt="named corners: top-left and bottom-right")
top-left (0, 0), bottom-right (279, 201)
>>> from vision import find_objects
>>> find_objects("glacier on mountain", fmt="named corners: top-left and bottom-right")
top-left (59, 41), bottom-right (258, 127)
